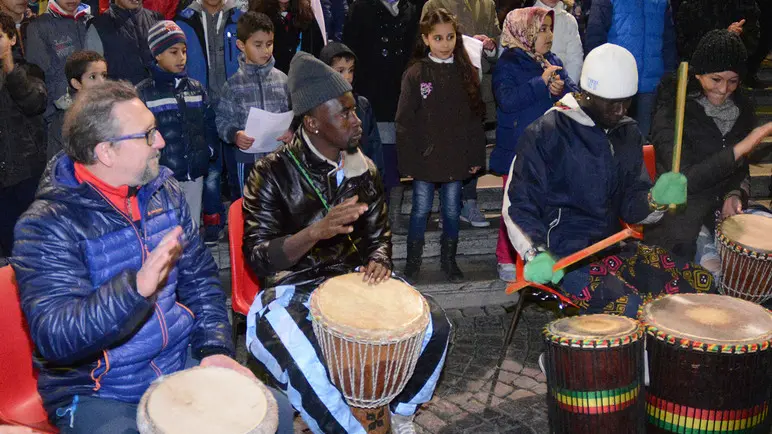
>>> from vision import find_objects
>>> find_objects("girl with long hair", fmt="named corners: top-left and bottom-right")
top-left (248, 0), bottom-right (322, 72)
top-left (396, 8), bottom-right (487, 282)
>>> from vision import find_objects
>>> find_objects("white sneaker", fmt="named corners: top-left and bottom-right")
top-left (391, 413), bottom-right (416, 434)
top-left (498, 263), bottom-right (517, 282)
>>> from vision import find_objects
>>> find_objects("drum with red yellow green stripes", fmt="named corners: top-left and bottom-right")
top-left (639, 293), bottom-right (772, 434)
top-left (543, 314), bottom-right (645, 433)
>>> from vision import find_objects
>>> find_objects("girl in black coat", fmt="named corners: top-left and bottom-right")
top-left (646, 30), bottom-right (772, 261)
top-left (249, 0), bottom-right (324, 73)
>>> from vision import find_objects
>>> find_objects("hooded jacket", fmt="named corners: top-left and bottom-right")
top-left (644, 74), bottom-right (756, 259)
top-left (136, 64), bottom-right (218, 182)
top-left (505, 93), bottom-right (660, 259)
top-left (11, 154), bottom-right (234, 416)
top-left (242, 129), bottom-right (391, 292)
top-left (533, 0), bottom-right (583, 83)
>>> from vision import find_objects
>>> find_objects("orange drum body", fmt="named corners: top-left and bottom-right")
top-left (544, 314), bottom-right (645, 434)
top-left (310, 274), bottom-right (429, 433)
top-left (640, 294), bottom-right (772, 434)
top-left (716, 214), bottom-right (772, 303)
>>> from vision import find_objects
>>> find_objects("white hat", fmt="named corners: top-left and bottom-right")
top-left (580, 44), bottom-right (638, 99)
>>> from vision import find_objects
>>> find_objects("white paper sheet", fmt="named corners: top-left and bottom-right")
top-left (243, 108), bottom-right (294, 154)
top-left (463, 34), bottom-right (483, 71)
top-left (310, 0), bottom-right (328, 44)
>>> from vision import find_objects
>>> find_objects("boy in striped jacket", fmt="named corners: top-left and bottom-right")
top-left (136, 20), bottom-right (218, 226)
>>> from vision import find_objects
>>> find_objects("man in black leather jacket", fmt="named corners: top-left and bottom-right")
top-left (243, 51), bottom-right (450, 434)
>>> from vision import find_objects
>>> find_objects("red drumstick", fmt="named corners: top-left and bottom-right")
top-left (506, 227), bottom-right (643, 295)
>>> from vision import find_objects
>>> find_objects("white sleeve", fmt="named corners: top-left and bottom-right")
top-left (562, 15), bottom-right (584, 84)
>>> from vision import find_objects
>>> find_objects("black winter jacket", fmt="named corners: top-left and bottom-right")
top-left (645, 74), bottom-right (756, 260)
top-left (269, 9), bottom-right (325, 74)
top-left (136, 65), bottom-right (218, 181)
top-left (91, 6), bottom-right (162, 84)
top-left (242, 130), bottom-right (391, 292)
top-left (0, 58), bottom-right (47, 189)
top-left (675, 0), bottom-right (760, 61)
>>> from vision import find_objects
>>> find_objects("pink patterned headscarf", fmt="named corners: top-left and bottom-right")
top-left (500, 7), bottom-right (554, 63)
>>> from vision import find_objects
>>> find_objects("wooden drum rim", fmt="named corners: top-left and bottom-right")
top-left (544, 314), bottom-right (643, 349)
top-left (639, 294), bottom-right (772, 354)
top-left (716, 214), bottom-right (772, 258)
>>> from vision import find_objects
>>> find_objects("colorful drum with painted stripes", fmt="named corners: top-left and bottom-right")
top-left (639, 293), bottom-right (772, 434)
top-left (544, 314), bottom-right (645, 433)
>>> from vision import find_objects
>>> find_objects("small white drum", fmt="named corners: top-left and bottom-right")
top-left (136, 366), bottom-right (278, 434)
top-left (310, 273), bottom-right (430, 433)
top-left (715, 214), bottom-right (772, 303)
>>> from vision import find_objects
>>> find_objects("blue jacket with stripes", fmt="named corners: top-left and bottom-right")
top-left (136, 64), bottom-right (218, 181)
top-left (11, 154), bottom-right (234, 416)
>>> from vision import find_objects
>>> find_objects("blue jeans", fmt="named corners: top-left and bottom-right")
top-left (633, 92), bottom-right (657, 140)
top-left (53, 349), bottom-right (295, 434)
top-left (202, 142), bottom-right (224, 220)
top-left (408, 180), bottom-right (462, 241)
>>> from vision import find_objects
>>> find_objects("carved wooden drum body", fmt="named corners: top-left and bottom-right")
top-left (716, 214), bottom-right (772, 303)
top-left (640, 294), bottom-right (772, 434)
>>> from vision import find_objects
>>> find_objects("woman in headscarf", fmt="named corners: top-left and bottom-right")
top-left (491, 6), bottom-right (578, 282)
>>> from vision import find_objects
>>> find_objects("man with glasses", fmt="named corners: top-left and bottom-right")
top-left (10, 80), bottom-right (293, 433)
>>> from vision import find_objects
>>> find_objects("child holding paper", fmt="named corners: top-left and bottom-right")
top-left (136, 21), bottom-right (218, 226)
top-left (216, 11), bottom-right (291, 192)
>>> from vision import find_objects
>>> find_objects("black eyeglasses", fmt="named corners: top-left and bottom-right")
top-left (106, 127), bottom-right (159, 146)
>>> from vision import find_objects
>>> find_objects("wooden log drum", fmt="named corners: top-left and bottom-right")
top-left (543, 314), bottom-right (645, 434)
top-left (715, 214), bottom-right (772, 304)
top-left (136, 366), bottom-right (279, 434)
top-left (309, 273), bottom-right (430, 433)
top-left (640, 293), bottom-right (772, 433)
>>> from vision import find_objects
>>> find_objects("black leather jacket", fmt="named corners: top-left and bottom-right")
top-left (242, 130), bottom-right (392, 292)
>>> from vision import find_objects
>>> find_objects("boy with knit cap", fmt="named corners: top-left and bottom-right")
top-left (242, 51), bottom-right (450, 434)
top-left (136, 20), bottom-right (218, 226)
top-left (215, 11), bottom-right (290, 195)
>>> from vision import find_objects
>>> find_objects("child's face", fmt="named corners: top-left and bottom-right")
top-left (0, 0), bottom-right (28, 17)
top-left (115, 0), bottom-right (140, 10)
top-left (155, 42), bottom-right (187, 74)
top-left (0, 30), bottom-right (16, 59)
top-left (534, 15), bottom-right (554, 55)
top-left (237, 30), bottom-right (274, 66)
top-left (58, 0), bottom-right (81, 14)
top-left (72, 60), bottom-right (108, 91)
top-left (421, 22), bottom-right (456, 60)
top-left (330, 56), bottom-right (355, 85)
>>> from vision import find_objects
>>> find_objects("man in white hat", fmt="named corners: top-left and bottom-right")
top-left (503, 43), bottom-right (715, 318)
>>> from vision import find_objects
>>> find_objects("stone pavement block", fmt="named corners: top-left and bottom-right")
top-left (462, 307), bottom-right (486, 317)
top-left (532, 383), bottom-right (548, 394)
top-left (513, 376), bottom-right (539, 390)
top-left (474, 314), bottom-right (504, 329)
top-left (459, 397), bottom-right (487, 413)
top-left (494, 369), bottom-right (521, 385)
top-left (484, 305), bottom-right (507, 316)
top-left (499, 359), bottom-right (524, 373)
top-left (534, 372), bottom-right (546, 383)
top-left (427, 397), bottom-right (466, 419)
top-left (493, 382), bottom-right (514, 398)
top-left (415, 409), bottom-right (448, 432)
top-left (508, 389), bottom-right (536, 400)
top-left (521, 367), bottom-right (541, 379)
top-left (445, 391), bottom-right (475, 407)
top-left (447, 308), bottom-right (465, 320)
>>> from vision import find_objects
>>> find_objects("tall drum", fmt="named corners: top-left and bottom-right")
top-left (310, 273), bottom-right (430, 434)
top-left (543, 314), bottom-right (645, 434)
top-left (136, 366), bottom-right (279, 434)
top-left (640, 294), bottom-right (772, 433)
top-left (715, 214), bottom-right (772, 303)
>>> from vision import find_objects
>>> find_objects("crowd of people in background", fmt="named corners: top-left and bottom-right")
top-left (1, 0), bottom-right (771, 277)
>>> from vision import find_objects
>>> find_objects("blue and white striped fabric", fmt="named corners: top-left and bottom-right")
top-left (246, 282), bottom-right (451, 434)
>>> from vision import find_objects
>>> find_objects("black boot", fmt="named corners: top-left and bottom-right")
top-left (440, 235), bottom-right (463, 282)
top-left (403, 239), bottom-right (424, 283)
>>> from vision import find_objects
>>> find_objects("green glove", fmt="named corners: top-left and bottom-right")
top-left (651, 172), bottom-right (687, 206)
top-left (524, 252), bottom-right (565, 285)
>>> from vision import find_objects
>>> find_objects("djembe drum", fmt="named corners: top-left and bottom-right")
top-left (310, 273), bottom-right (430, 433)
top-left (136, 366), bottom-right (279, 434)
top-left (715, 214), bottom-right (772, 303)
top-left (640, 293), bottom-right (772, 433)
top-left (543, 314), bottom-right (645, 434)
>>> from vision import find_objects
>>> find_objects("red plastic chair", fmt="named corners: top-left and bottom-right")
top-left (643, 144), bottom-right (657, 181)
top-left (227, 199), bottom-right (262, 347)
top-left (0, 265), bottom-right (58, 433)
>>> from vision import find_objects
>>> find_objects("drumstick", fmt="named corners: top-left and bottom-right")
top-left (669, 62), bottom-right (689, 211)
top-left (505, 227), bottom-right (642, 294)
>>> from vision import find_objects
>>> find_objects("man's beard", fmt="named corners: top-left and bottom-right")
top-left (136, 158), bottom-right (159, 186)
top-left (345, 137), bottom-right (359, 154)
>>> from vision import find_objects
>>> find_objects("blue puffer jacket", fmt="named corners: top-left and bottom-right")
top-left (136, 65), bottom-right (218, 181)
top-left (506, 96), bottom-right (653, 258)
top-left (490, 48), bottom-right (578, 175)
top-left (585, 0), bottom-right (678, 93)
top-left (176, 2), bottom-right (242, 92)
top-left (11, 154), bottom-right (234, 416)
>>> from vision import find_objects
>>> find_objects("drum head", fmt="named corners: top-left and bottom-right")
top-left (139, 367), bottom-right (278, 434)
top-left (546, 314), bottom-right (641, 348)
top-left (640, 294), bottom-right (772, 347)
top-left (718, 214), bottom-right (772, 254)
top-left (311, 273), bottom-right (429, 341)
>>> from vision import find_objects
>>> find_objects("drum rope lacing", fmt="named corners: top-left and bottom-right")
top-left (715, 233), bottom-right (772, 304)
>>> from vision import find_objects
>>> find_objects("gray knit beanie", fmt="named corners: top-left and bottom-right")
top-left (288, 51), bottom-right (352, 116)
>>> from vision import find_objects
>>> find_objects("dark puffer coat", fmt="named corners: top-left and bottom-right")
top-left (242, 131), bottom-right (391, 292)
top-left (136, 65), bottom-right (218, 182)
top-left (644, 74), bottom-right (756, 260)
top-left (11, 155), bottom-right (233, 416)
top-left (0, 58), bottom-right (47, 189)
